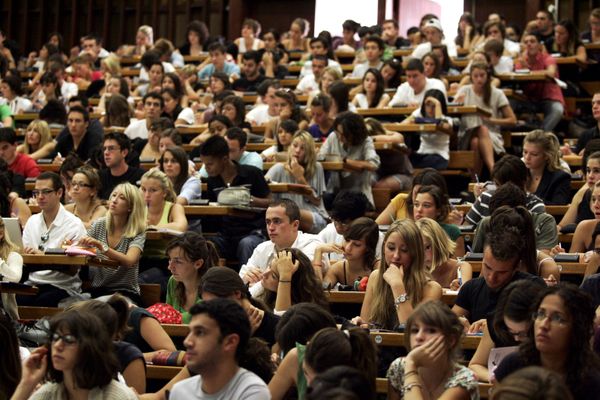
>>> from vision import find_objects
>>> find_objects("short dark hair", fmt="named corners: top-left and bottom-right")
top-left (364, 35), bottom-right (385, 51)
top-left (208, 42), bottom-right (226, 54)
top-left (199, 135), bottom-right (229, 158)
top-left (383, 19), bottom-right (399, 29)
top-left (405, 58), bottom-right (425, 73)
top-left (150, 117), bottom-right (175, 132)
top-left (143, 91), bottom-right (164, 108)
top-left (68, 95), bottom-right (89, 108)
top-left (257, 79), bottom-right (281, 97)
top-left (159, 128), bottom-right (183, 146)
top-left (416, 185), bottom-right (450, 222)
top-left (268, 198), bottom-right (301, 222)
top-left (484, 228), bottom-right (521, 264)
top-left (37, 171), bottom-right (64, 192)
top-left (334, 111), bottom-right (368, 146)
top-left (329, 191), bottom-right (371, 221)
top-left (104, 132), bottom-right (131, 153)
top-left (189, 298), bottom-right (250, 362)
top-left (242, 50), bottom-right (261, 64)
top-left (1, 74), bottom-right (22, 95)
top-left (312, 54), bottom-right (328, 65)
top-left (68, 105), bottom-right (89, 122)
top-left (0, 127), bottom-right (16, 145)
top-left (140, 50), bottom-right (161, 70)
top-left (492, 154), bottom-right (528, 189)
top-left (489, 182), bottom-right (527, 212)
top-left (309, 36), bottom-right (328, 49)
top-left (483, 39), bottom-right (505, 56)
top-left (225, 127), bottom-right (248, 148)
top-left (342, 20), bottom-right (361, 32)
top-left (275, 303), bottom-right (337, 354)
top-left (280, 119), bottom-right (299, 134)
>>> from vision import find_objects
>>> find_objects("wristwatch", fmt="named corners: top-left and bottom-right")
top-left (99, 242), bottom-right (109, 254)
top-left (394, 293), bottom-right (408, 308)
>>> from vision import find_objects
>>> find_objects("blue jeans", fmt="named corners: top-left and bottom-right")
top-left (209, 230), bottom-right (267, 270)
top-left (510, 98), bottom-right (564, 132)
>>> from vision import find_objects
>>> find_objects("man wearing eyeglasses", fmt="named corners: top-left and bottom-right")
top-left (98, 132), bottom-right (145, 200)
top-left (18, 172), bottom-right (87, 307)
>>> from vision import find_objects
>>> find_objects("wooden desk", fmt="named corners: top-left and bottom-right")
top-left (393, 49), bottom-right (413, 57)
top-left (22, 253), bottom-right (119, 269)
top-left (497, 72), bottom-right (549, 82)
top-left (326, 290), bottom-right (457, 306)
top-left (469, 260), bottom-right (584, 275)
top-left (356, 105), bottom-right (491, 118)
top-left (183, 54), bottom-right (208, 63)
top-left (563, 154), bottom-right (582, 167)
top-left (182, 204), bottom-right (265, 218)
top-left (264, 161), bottom-right (344, 171)
top-left (0, 282), bottom-right (38, 295)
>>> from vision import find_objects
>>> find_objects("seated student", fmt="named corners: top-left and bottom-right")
top-left (307, 95), bottom-right (335, 142)
top-left (389, 59), bottom-right (446, 107)
top-left (265, 131), bottom-right (328, 233)
top-left (234, 18), bottom-right (265, 59)
top-left (220, 95), bottom-right (253, 134)
top-left (494, 284), bottom-right (600, 400)
top-left (306, 366), bottom-right (375, 400)
top-left (353, 219), bottom-right (443, 328)
top-left (421, 52), bottom-right (449, 89)
top-left (240, 199), bottom-right (322, 293)
top-left (160, 88), bottom-right (194, 126)
top-left (17, 172), bottom-right (87, 307)
top-left (141, 168), bottom-right (188, 229)
top-left (232, 50), bottom-right (266, 92)
top-left (469, 280), bottom-right (546, 382)
top-left (350, 36), bottom-right (384, 79)
top-left (0, 74), bottom-right (32, 113)
top-left (0, 164), bottom-right (30, 228)
top-left (483, 39), bottom-right (514, 74)
top-left (64, 166), bottom-right (107, 229)
top-left (0, 215), bottom-right (23, 320)
top-left (199, 127), bottom-right (262, 177)
top-left (124, 92), bottom-right (164, 141)
top-left (565, 182), bottom-right (600, 255)
top-left (333, 19), bottom-right (361, 50)
top-left (133, 57), bottom-right (165, 97)
top-left (198, 42), bottom-right (241, 80)
top-left (259, 247), bottom-right (329, 315)
top-left (416, 218), bottom-right (473, 289)
top-left (245, 79), bottom-right (281, 126)
top-left (134, 117), bottom-right (172, 162)
top-left (98, 133), bottom-right (145, 200)
top-left (381, 59), bottom-right (404, 90)
top-left (493, 366), bottom-right (574, 400)
top-left (159, 146), bottom-right (201, 205)
top-left (318, 111), bottom-right (380, 207)
top-left (452, 229), bottom-right (545, 332)
top-left (351, 68), bottom-right (390, 109)
top-left (320, 217), bottom-right (379, 288)
top-left (0, 127), bottom-right (40, 179)
top-left (523, 130), bottom-right (571, 205)
top-left (78, 182), bottom-right (146, 304)
top-left (282, 18), bottom-right (311, 52)
top-left (299, 36), bottom-right (343, 79)
top-left (199, 135), bottom-right (271, 264)
top-left (265, 89), bottom-right (310, 140)
top-left (169, 299), bottom-right (271, 399)
top-left (408, 17), bottom-right (458, 61)
top-left (387, 301), bottom-right (479, 400)
top-left (261, 119), bottom-right (295, 162)
top-left (161, 72), bottom-right (189, 108)
top-left (164, 232), bottom-right (219, 323)
top-left (11, 310), bottom-right (138, 400)
top-left (16, 119), bottom-right (53, 161)
top-left (296, 55), bottom-right (327, 96)
top-left (466, 154), bottom-right (546, 227)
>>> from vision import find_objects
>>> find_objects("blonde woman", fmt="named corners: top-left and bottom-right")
top-left (416, 218), bottom-right (473, 290)
top-left (16, 120), bottom-right (53, 160)
top-left (100, 53), bottom-right (122, 79)
top-left (307, 66), bottom-right (342, 109)
top-left (78, 183), bottom-right (146, 304)
top-left (352, 219), bottom-right (442, 328)
top-left (523, 130), bottom-right (571, 205)
top-left (265, 130), bottom-right (328, 233)
top-left (140, 169), bottom-right (188, 233)
top-left (65, 166), bottom-right (107, 229)
top-left (0, 218), bottom-right (23, 320)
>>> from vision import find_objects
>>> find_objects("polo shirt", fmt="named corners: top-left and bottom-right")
top-left (9, 152), bottom-right (40, 178)
top-left (514, 52), bottom-right (565, 106)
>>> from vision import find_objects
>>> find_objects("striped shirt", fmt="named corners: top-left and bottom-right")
top-left (465, 190), bottom-right (545, 226)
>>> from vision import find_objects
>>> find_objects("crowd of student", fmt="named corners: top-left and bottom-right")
top-left (1, 6), bottom-right (600, 400)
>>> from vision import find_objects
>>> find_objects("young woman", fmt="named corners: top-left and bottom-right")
top-left (179, 20), bottom-right (209, 56)
top-left (546, 20), bottom-right (586, 63)
top-left (96, 77), bottom-right (131, 115)
top-left (189, 113), bottom-right (233, 146)
top-left (328, 80), bottom-right (353, 118)
top-left (0, 74), bottom-right (32, 113)
top-left (136, 117), bottom-right (172, 162)
top-left (567, 181), bottom-right (600, 254)
top-left (0, 164), bottom-right (31, 228)
top-left (64, 166), bottom-right (107, 229)
top-left (307, 94), bottom-right (335, 142)
top-left (469, 280), bottom-right (546, 382)
top-left (220, 94), bottom-right (252, 133)
top-left (523, 130), bottom-right (571, 205)
top-left (455, 12), bottom-right (482, 53)
top-left (353, 219), bottom-right (443, 328)
top-left (103, 94), bottom-right (133, 128)
top-left (159, 146), bottom-right (202, 205)
top-left (11, 310), bottom-right (138, 400)
top-left (261, 119), bottom-right (297, 161)
top-left (387, 301), bottom-right (479, 400)
top-left (416, 218), bottom-right (472, 289)
top-left (381, 59), bottom-right (403, 89)
top-left (582, 8), bottom-right (600, 44)
top-left (165, 232), bottom-right (218, 323)
top-left (162, 72), bottom-right (189, 107)
top-left (494, 284), bottom-right (600, 400)
top-left (282, 18), bottom-right (311, 52)
top-left (0, 217), bottom-right (23, 321)
top-left (455, 62), bottom-right (517, 176)
top-left (318, 111), bottom-right (380, 206)
top-left (265, 130), bottom-right (328, 233)
top-left (234, 18), bottom-right (265, 63)
top-left (422, 52), bottom-right (449, 89)
top-left (141, 169), bottom-right (188, 232)
top-left (265, 89), bottom-right (309, 140)
top-left (319, 217), bottom-right (379, 288)
top-left (413, 185), bottom-right (464, 255)
top-left (79, 183), bottom-right (146, 304)
top-left (351, 68), bottom-right (390, 109)
top-left (160, 88), bottom-right (194, 126)
top-left (491, 366), bottom-right (574, 400)
top-left (16, 119), bottom-right (53, 160)
top-left (403, 88), bottom-right (453, 170)
top-left (260, 248), bottom-right (329, 315)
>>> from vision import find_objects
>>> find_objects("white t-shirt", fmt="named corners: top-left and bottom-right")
top-left (410, 108), bottom-right (452, 160)
top-left (124, 118), bottom-right (149, 140)
top-left (295, 74), bottom-right (319, 94)
top-left (409, 40), bottom-right (457, 60)
top-left (494, 56), bottom-right (514, 74)
top-left (246, 104), bottom-right (277, 126)
top-left (175, 107), bottom-right (195, 125)
top-left (300, 59), bottom-right (342, 78)
top-left (169, 368), bottom-right (270, 400)
top-left (389, 78), bottom-right (447, 107)
top-left (351, 61), bottom-right (383, 79)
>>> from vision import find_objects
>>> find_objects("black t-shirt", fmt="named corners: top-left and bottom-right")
top-left (99, 165), bottom-right (145, 199)
top-left (232, 74), bottom-right (266, 92)
top-left (114, 340), bottom-right (145, 373)
top-left (253, 309), bottom-right (280, 348)
top-left (576, 189), bottom-right (595, 223)
top-left (55, 122), bottom-right (104, 162)
top-left (204, 163), bottom-right (270, 237)
top-left (575, 126), bottom-right (600, 154)
top-left (123, 306), bottom-right (156, 353)
top-left (455, 272), bottom-right (545, 323)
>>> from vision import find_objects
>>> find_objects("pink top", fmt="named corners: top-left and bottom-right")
top-left (515, 52), bottom-right (565, 106)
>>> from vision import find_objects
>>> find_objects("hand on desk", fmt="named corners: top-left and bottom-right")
top-left (23, 247), bottom-right (43, 255)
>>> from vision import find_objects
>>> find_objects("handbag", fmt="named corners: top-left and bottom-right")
top-left (217, 185), bottom-right (251, 206)
top-left (146, 303), bottom-right (183, 324)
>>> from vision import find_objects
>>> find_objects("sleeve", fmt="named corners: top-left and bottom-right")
top-left (454, 280), bottom-right (474, 314)
top-left (179, 177), bottom-right (202, 202)
top-left (362, 137), bottom-right (381, 168)
top-left (445, 366), bottom-right (479, 399)
top-left (265, 163), bottom-right (282, 182)
top-left (175, 108), bottom-right (195, 125)
top-left (246, 152), bottom-right (263, 170)
top-left (25, 157), bottom-right (41, 178)
top-left (534, 213), bottom-right (559, 249)
top-left (465, 191), bottom-right (491, 225)
top-left (198, 65), bottom-right (212, 80)
top-left (409, 43), bottom-right (428, 60)
top-left (494, 88), bottom-right (510, 109)
top-left (0, 252), bottom-right (23, 282)
top-left (389, 85), bottom-right (408, 106)
top-left (546, 171), bottom-right (571, 205)
top-left (249, 169), bottom-right (270, 198)
top-left (386, 357), bottom-right (405, 392)
top-left (129, 231), bottom-right (146, 251)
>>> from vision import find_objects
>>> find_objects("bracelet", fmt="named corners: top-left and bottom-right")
top-left (278, 280), bottom-right (291, 283)
top-left (403, 383), bottom-right (423, 392)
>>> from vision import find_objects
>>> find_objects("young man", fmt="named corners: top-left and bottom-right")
top-left (0, 127), bottom-right (40, 178)
top-left (351, 36), bottom-right (385, 79)
top-left (199, 135), bottom-right (271, 265)
top-left (80, 34), bottom-right (109, 66)
top-left (98, 132), bottom-right (145, 199)
top-left (382, 19), bottom-right (410, 48)
top-left (296, 55), bottom-right (327, 94)
top-left (125, 92), bottom-right (164, 140)
top-left (534, 10), bottom-right (555, 45)
top-left (17, 172), bottom-right (87, 306)
top-left (572, 93), bottom-right (600, 155)
top-left (198, 43), bottom-right (241, 80)
top-left (408, 18), bottom-right (457, 61)
top-left (169, 299), bottom-right (270, 399)
top-left (232, 51), bottom-right (266, 92)
top-left (239, 199), bottom-right (323, 296)
top-left (483, 39), bottom-right (514, 74)
top-left (199, 128), bottom-right (263, 178)
top-left (512, 33), bottom-right (565, 132)
top-left (245, 79), bottom-right (281, 126)
top-left (299, 37), bottom-right (342, 78)
top-left (389, 58), bottom-right (446, 107)
top-left (55, 105), bottom-right (103, 162)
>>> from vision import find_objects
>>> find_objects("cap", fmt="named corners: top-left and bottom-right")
top-left (424, 18), bottom-right (443, 32)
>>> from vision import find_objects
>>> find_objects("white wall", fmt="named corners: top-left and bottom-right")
top-left (314, 0), bottom-right (379, 37)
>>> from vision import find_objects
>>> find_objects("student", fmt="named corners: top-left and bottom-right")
top-left (11, 310), bottom-right (138, 400)
top-left (307, 94), bottom-right (334, 141)
top-left (382, 19), bottom-right (410, 48)
top-left (179, 20), bottom-right (208, 56)
top-left (387, 301), bottom-right (479, 400)
top-left (232, 50), bottom-right (266, 92)
top-left (198, 43), bottom-right (241, 80)
top-left (318, 111), bottom-right (380, 206)
top-left (160, 88), bottom-right (194, 126)
top-left (0, 216), bottom-right (22, 320)
top-left (421, 52), bottom-right (449, 89)
top-left (261, 119), bottom-right (296, 162)
top-left (492, 366), bottom-right (574, 400)
top-left (389, 59), bottom-right (446, 107)
top-left (159, 146), bottom-right (202, 205)
top-left (495, 284), bottom-right (600, 400)
top-left (125, 92), bottom-right (164, 140)
top-left (166, 232), bottom-right (219, 323)
top-left (455, 12), bottom-right (482, 53)
top-left (98, 133), bottom-right (145, 200)
top-left (413, 185), bottom-right (462, 246)
top-left (234, 18), bottom-right (265, 62)
top-left (282, 18), bottom-right (311, 52)
top-left (169, 299), bottom-right (271, 399)
top-left (16, 119), bottom-right (53, 161)
top-left (299, 36), bottom-right (342, 79)
top-left (351, 36), bottom-right (384, 79)
top-left (265, 89), bottom-right (309, 140)
top-left (333, 19), bottom-right (361, 50)
top-left (353, 219), bottom-right (443, 328)
top-left (408, 17), bottom-right (458, 60)
top-left (0, 127), bottom-right (40, 178)
top-left (483, 39), bottom-right (514, 74)
top-left (351, 68), bottom-right (390, 109)
top-left (296, 55), bottom-right (327, 95)
top-left (381, 59), bottom-right (404, 89)
top-left (245, 79), bottom-right (281, 126)
top-left (0, 74), bottom-right (32, 113)
top-left (64, 166), bottom-right (107, 229)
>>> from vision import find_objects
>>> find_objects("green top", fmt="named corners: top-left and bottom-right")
top-left (0, 104), bottom-right (13, 128)
top-left (440, 222), bottom-right (461, 241)
top-left (296, 342), bottom-right (307, 400)
top-left (166, 276), bottom-right (201, 324)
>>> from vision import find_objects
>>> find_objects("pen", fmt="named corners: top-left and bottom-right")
top-left (457, 266), bottom-right (463, 286)
top-left (475, 174), bottom-right (479, 184)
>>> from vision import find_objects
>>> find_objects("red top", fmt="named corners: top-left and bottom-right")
top-left (10, 152), bottom-right (40, 178)
top-left (515, 52), bottom-right (565, 106)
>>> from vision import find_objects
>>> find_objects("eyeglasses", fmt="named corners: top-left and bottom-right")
top-left (71, 181), bottom-right (93, 188)
top-left (103, 145), bottom-right (120, 152)
top-left (507, 329), bottom-right (529, 341)
top-left (50, 332), bottom-right (78, 345)
top-left (532, 310), bottom-right (569, 326)
top-left (32, 189), bottom-right (55, 197)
